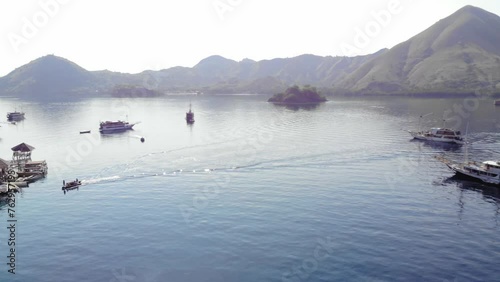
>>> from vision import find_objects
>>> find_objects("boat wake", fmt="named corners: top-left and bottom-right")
top-left (81, 175), bottom-right (121, 185)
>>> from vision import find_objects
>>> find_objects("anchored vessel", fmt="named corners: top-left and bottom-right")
top-left (99, 120), bottom-right (135, 133)
top-left (186, 104), bottom-right (195, 124)
top-left (409, 128), bottom-right (464, 145)
top-left (7, 111), bottom-right (25, 121)
top-left (0, 182), bottom-right (20, 194)
top-left (437, 156), bottom-right (500, 185)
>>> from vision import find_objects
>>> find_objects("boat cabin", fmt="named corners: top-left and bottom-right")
top-left (483, 161), bottom-right (500, 172)
top-left (430, 128), bottom-right (461, 136)
top-left (464, 166), bottom-right (499, 178)
top-left (430, 128), bottom-right (463, 141)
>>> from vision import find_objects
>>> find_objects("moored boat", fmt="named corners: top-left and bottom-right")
top-left (99, 120), bottom-right (135, 133)
top-left (0, 182), bottom-right (19, 194)
top-left (494, 100), bottom-right (500, 106)
top-left (186, 103), bottom-right (195, 124)
top-left (7, 111), bottom-right (25, 121)
top-left (437, 156), bottom-right (500, 185)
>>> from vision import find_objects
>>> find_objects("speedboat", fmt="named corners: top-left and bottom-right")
top-left (437, 156), bottom-right (500, 185)
top-left (408, 128), bottom-right (464, 145)
top-left (99, 120), bottom-right (135, 133)
top-left (7, 111), bottom-right (25, 121)
top-left (62, 179), bottom-right (81, 190)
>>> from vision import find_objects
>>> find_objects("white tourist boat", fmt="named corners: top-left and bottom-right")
top-left (437, 156), bottom-right (500, 185)
top-left (409, 128), bottom-right (465, 145)
top-left (99, 120), bottom-right (135, 133)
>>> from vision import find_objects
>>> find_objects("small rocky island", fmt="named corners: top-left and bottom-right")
top-left (268, 85), bottom-right (327, 104)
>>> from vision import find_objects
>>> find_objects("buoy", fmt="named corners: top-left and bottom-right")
top-left (140, 137), bottom-right (145, 142)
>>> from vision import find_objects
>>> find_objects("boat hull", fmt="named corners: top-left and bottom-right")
top-left (9, 181), bottom-right (28, 187)
top-left (447, 163), bottom-right (500, 185)
top-left (62, 180), bottom-right (81, 190)
top-left (62, 185), bottom-right (80, 190)
top-left (409, 131), bottom-right (464, 145)
top-left (99, 124), bottom-right (134, 133)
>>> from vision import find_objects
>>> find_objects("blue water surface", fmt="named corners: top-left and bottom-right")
top-left (0, 95), bottom-right (499, 282)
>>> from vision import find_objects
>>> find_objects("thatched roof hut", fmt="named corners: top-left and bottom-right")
top-left (11, 142), bottom-right (35, 152)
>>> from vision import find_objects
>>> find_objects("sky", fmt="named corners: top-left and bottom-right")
top-left (0, 0), bottom-right (499, 76)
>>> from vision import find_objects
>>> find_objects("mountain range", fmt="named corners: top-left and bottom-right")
top-left (1, 5), bottom-right (499, 99)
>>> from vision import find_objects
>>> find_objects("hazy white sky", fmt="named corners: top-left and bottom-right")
top-left (1, 0), bottom-right (499, 76)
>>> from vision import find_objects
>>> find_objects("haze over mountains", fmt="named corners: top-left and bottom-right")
top-left (1, 5), bottom-right (499, 99)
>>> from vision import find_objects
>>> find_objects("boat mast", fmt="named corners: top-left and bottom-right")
top-left (464, 122), bottom-right (469, 163)
top-left (418, 113), bottom-right (432, 132)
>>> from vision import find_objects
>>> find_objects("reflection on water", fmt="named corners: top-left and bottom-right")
top-left (445, 175), bottom-right (500, 203)
top-left (272, 102), bottom-right (323, 111)
top-left (409, 138), bottom-right (463, 152)
top-left (0, 196), bottom-right (8, 211)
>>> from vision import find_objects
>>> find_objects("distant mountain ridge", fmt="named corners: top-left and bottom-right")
top-left (1, 5), bottom-right (499, 99)
top-left (338, 5), bottom-right (500, 94)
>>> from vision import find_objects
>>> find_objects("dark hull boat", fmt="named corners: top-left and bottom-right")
top-left (186, 103), bottom-right (195, 124)
top-left (7, 111), bottom-right (25, 121)
top-left (62, 179), bottom-right (81, 190)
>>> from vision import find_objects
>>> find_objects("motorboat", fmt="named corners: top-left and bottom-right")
top-left (409, 128), bottom-right (464, 145)
top-left (18, 174), bottom-right (44, 183)
top-left (0, 182), bottom-right (19, 194)
top-left (437, 156), bottom-right (500, 185)
top-left (62, 179), bottom-right (81, 190)
top-left (7, 111), bottom-right (25, 121)
top-left (99, 120), bottom-right (135, 133)
top-left (8, 181), bottom-right (28, 187)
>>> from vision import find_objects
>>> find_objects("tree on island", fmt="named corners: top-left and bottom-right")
top-left (268, 85), bottom-right (327, 104)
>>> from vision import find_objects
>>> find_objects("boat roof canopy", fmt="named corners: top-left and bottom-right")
top-left (11, 142), bottom-right (35, 152)
top-left (483, 161), bottom-right (500, 166)
top-left (431, 128), bottom-right (460, 134)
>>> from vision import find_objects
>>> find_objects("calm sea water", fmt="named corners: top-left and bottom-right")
top-left (0, 95), bottom-right (499, 282)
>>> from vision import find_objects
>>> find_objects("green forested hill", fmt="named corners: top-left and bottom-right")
top-left (1, 5), bottom-right (499, 99)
